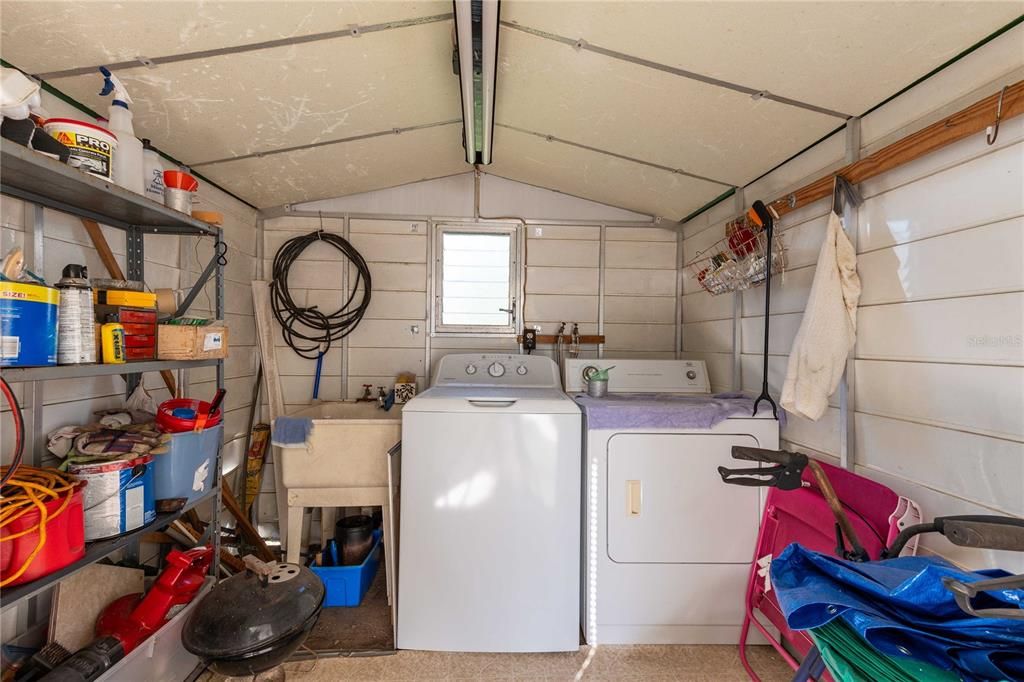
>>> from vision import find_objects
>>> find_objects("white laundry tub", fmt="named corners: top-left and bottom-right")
top-left (278, 401), bottom-right (402, 490)
top-left (274, 400), bottom-right (403, 614)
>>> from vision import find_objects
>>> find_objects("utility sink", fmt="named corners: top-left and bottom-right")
top-left (279, 401), bottom-right (403, 490)
top-left (274, 400), bottom-right (404, 608)
top-left (292, 400), bottom-right (404, 423)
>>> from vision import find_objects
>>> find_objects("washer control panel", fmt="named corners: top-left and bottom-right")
top-left (564, 359), bottom-right (711, 393)
top-left (434, 354), bottom-right (559, 388)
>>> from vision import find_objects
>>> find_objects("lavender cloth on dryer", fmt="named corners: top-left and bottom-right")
top-left (573, 392), bottom-right (780, 430)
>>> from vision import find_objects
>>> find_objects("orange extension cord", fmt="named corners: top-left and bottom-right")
top-left (0, 466), bottom-right (78, 587)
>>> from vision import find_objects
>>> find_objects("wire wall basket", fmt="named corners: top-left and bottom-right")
top-left (685, 216), bottom-right (787, 296)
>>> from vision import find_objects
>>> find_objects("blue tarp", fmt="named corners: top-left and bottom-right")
top-left (771, 543), bottom-right (1024, 681)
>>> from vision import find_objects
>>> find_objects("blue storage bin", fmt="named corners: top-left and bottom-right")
top-left (311, 529), bottom-right (382, 607)
top-left (152, 424), bottom-right (222, 503)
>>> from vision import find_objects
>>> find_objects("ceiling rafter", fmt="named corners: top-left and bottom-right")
top-left (495, 123), bottom-right (735, 188)
top-left (35, 13), bottom-right (454, 80)
top-left (500, 20), bottom-right (851, 120)
top-left (191, 119), bottom-right (462, 168)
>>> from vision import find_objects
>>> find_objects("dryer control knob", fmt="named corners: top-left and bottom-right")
top-left (488, 362), bottom-right (506, 378)
top-left (465, 364), bottom-right (478, 375)
top-left (686, 370), bottom-right (697, 380)
top-left (516, 364), bottom-right (528, 376)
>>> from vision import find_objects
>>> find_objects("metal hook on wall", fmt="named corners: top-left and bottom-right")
top-left (986, 85), bottom-right (1007, 146)
top-left (831, 175), bottom-right (862, 216)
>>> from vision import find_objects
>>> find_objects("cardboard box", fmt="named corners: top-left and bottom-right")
top-left (157, 325), bottom-right (228, 360)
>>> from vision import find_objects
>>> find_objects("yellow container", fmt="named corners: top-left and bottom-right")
top-left (94, 290), bottom-right (158, 308)
top-left (100, 323), bottom-right (126, 364)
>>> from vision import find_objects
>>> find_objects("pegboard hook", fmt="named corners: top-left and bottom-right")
top-left (986, 85), bottom-right (1007, 146)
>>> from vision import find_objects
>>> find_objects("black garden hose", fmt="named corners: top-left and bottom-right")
top-left (269, 230), bottom-right (372, 359)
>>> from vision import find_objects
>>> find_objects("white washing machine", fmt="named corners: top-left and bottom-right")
top-left (566, 358), bottom-right (779, 645)
top-left (397, 353), bottom-right (581, 652)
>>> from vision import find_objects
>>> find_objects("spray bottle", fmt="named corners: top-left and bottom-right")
top-left (142, 139), bottom-right (165, 204)
top-left (99, 67), bottom-right (144, 194)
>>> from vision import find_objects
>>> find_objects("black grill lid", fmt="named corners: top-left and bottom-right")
top-left (182, 562), bottom-right (324, 659)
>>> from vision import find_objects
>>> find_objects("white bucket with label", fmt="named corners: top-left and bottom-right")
top-left (42, 118), bottom-right (118, 180)
top-left (69, 455), bottom-right (156, 540)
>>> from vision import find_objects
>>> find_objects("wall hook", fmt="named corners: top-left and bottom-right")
top-left (986, 85), bottom-right (1007, 146)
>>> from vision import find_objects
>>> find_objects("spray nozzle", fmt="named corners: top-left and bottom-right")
top-left (98, 66), bottom-right (132, 107)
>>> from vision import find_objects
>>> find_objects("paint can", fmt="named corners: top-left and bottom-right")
top-left (69, 455), bottom-right (156, 540)
top-left (55, 264), bottom-right (96, 364)
top-left (0, 281), bottom-right (59, 367)
top-left (42, 118), bottom-right (118, 180)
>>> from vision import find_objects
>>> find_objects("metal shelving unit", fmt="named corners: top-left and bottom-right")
top-left (1, 141), bottom-right (226, 614)
top-left (2, 358), bottom-right (221, 382)
top-left (0, 489), bottom-right (218, 612)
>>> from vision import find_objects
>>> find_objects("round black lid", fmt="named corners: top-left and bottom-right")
top-left (182, 562), bottom-right (324, 659)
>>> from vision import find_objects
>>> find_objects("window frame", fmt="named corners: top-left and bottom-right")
top-left (432, 222), bottom-right (521, 336)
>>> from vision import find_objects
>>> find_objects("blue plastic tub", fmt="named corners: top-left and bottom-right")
top-left (311, 529), bottom-right (382, 607)
top-left (152, 424), bottom-right (222, 503)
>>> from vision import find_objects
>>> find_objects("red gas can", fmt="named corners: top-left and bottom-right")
top-left (0, 482), bottom-right (87, 586)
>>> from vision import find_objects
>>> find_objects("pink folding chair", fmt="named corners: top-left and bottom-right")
top-left (720, 450), bottom-right (921, 681)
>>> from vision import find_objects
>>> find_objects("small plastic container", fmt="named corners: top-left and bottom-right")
top-left (0, 482), bottom-right (86, 586)
top-left (152, 424), bottom-right (222, 503)
top-left (156, 398), bottom-right (223, 433)
top-left (311, 529), bottom-right (382, 607)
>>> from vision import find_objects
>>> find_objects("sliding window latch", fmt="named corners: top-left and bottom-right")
top-left (499, 297), bottom-right (517, 324)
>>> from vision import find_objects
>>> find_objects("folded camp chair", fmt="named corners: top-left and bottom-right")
top-left (721, 447), bottom-right (1024, 682)
top-left (778, 516), bottom-right (1024, 681)
top-left (717, 446), bottom-right (921, 681)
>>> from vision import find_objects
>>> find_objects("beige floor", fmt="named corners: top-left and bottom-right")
top-left (210, 645), bottom-right (792, 681)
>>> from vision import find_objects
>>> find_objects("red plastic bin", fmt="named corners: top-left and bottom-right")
top-left (1, 481), bottom-right (87, 587)
top-left (156, 398), bottom-right (223, 433)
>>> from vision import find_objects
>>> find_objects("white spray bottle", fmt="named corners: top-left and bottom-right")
top-left (99, 67), bottom-right (144, 194)
top-left (141, 139), bottom-right (166, 204)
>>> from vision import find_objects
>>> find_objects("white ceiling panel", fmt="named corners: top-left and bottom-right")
top-left (1, 1), bottom-right (449, 75)
top-left (488, 126), bottom-right (728, 219)
top-left (498, 27), bottom-right (839, 186)
top-left (43, 20), bottom-right (459, 165)
top-left (197, 123), bottom-right (470, 208)
top-left (503, 1), bottom-right (1021, 115)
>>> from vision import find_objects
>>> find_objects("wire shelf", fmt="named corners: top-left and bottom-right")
top-left (685, 215), bottom-right (786, 296)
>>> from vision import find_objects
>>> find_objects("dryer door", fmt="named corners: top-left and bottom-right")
top-left (607, 433), bottom-right (761, 564)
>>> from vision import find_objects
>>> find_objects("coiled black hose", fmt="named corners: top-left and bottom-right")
top-left (269, 230), bottom-right (372, 359)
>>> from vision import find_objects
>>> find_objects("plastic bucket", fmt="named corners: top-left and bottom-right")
top-left (152, 424), bottom-right (222, 504)
top-left (335, 515), bottom-right (374, 565)
top-left (0, 281), bottom-right (59, 367)
top-left (69, 455), bottom-right (155, 541)
top-left (42, 118), bottom-right (117, 180)
top-left (156, 398), bottom-right (223, 433)
top-left (0, 481), bottom-right (86, 586)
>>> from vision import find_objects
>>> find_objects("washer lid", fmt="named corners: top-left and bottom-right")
top-left (403, 386), bottom-right (581, 414)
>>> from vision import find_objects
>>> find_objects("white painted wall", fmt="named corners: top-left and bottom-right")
top-left (681, 26), bottom-right (1024, 571)
top-left (257, 174), bottom-right (674, 519)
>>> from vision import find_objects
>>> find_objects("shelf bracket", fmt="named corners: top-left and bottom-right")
top-left (173, 242), bottom-right (227, 319)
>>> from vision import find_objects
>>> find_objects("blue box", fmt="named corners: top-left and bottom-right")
top-left (311, 529), bottom-right (382, 607)
top-left (151, 425), bottom-right (222, 503)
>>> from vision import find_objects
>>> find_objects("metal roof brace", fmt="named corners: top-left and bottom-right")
top-left (986, 85), bottom-right (1007, 145)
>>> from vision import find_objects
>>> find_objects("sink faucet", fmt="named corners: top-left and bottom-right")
top-left (357, 384), bottom-right (374, 402)
top-left (377, 386), bottom-right (387, 408)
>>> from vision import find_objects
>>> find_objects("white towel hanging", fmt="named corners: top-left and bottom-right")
top-left (780, 211), bottom-right (860, 421)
